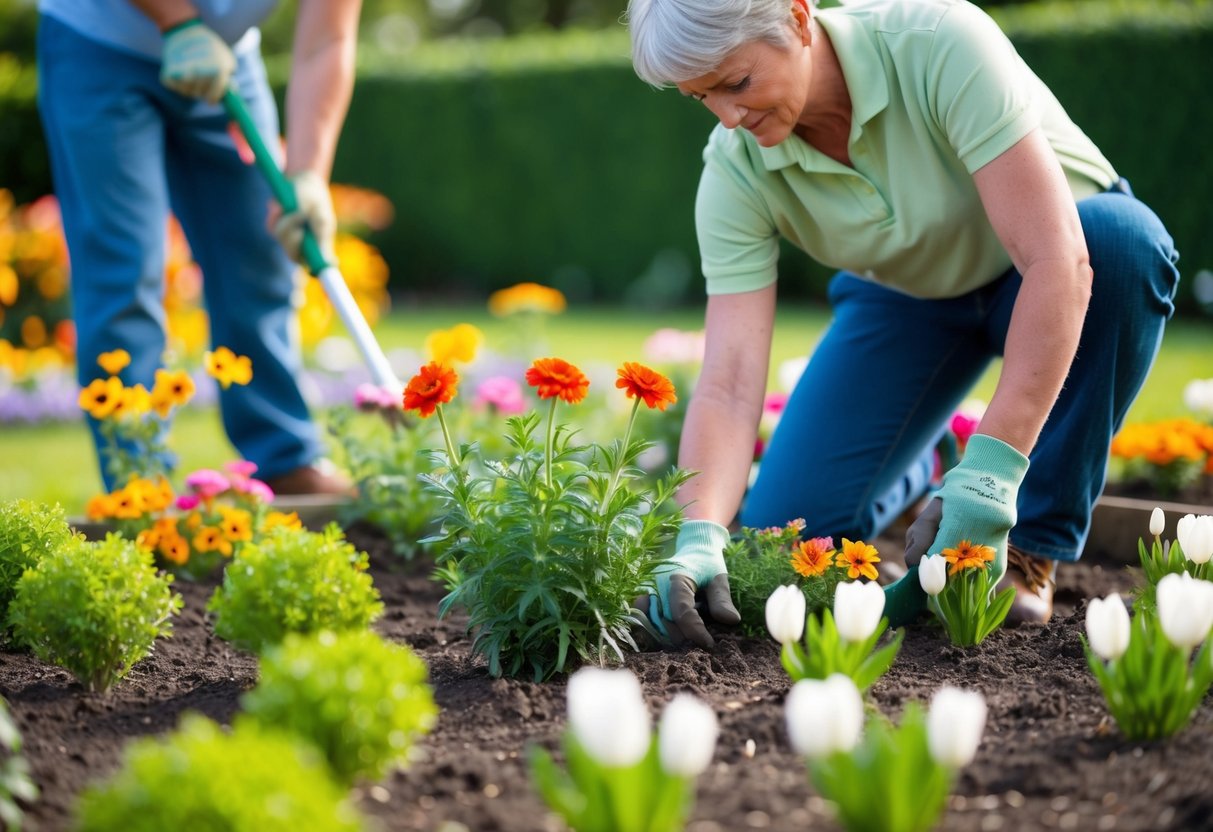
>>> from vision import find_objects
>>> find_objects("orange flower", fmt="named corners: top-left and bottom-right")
top-left (488, 282), bottom-right (566, 317)
top-left (193, 526), bottom-right (233, 557)
top-left (942, 540), bottom-right (996, 576)
top-left (219, 507), bottom-right (253, 543)
top-left (836, 538), bottom-right (881, 581)
top-left (150, 368), bottom-right (196, 417)
top-left (616, 362), bottom-right (677, 411)
top-left (526, 357), bottom-right (589, 404)
top-left (205, 346), bottom-right (253, 389)
top-left (402, 361), bottom-right (459, 418)
top-left (97, 349), bottom-right (131, 376)
top-left (78, 376), bottom-right (125, 420)
top-left (791, 536), bottom-right (836, 578)
top-left (159, 534), bottom-right (190, 565)
top-left (85, 493), bottom-right (116, 520)
top-left (263, 511), bottom-right (303, 531)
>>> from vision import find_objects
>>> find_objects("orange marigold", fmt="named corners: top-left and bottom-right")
top-left (942, 540), bottom-right (996, 576)
top-left (836, 538), bottom-right (881, 581)
top-left (402, 361), bottom-right (459, 418)
top-left (526, 357), bottom-right (589, 404)
top-left (616, 361), bottom-right (677, 411)
top-left (791, 536), bottom-right (836, 578)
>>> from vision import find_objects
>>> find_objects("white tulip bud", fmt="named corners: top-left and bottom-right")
top-left (927, 687), bottom-right (987, 768)
top-left (1150, 507), bottom-right (1165, 538)
top-left (658, 694), bottom-right (719, 777)
top-left (1084, 595), bottom-right (1131, 661)
top-left (785, 674), bottom-right (864, 759)
top-left (918, 554), bottom-right (948, 596)
top-left (1156, 573), bottom-right (1213, 650)
top-left (566, 668), bottom-right (651, 766)
top-left (765, 585), bottom-right (807, 646)
top-left (1176, 514), bottom-right (1213, 565)
top-left (1183, 378), bottom-right (1213, 418)
top-left (833, 580), bottom-right (886, 642)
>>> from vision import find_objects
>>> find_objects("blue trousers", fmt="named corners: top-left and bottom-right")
top-left (742, 184), bottom-right (1180, 562)
top-left (37, 15), bottom-right (323, 489)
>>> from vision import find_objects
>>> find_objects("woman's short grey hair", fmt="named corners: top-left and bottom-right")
top-left (627, 0), bottom-right (801, 87)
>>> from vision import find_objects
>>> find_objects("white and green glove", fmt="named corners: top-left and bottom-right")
top-left (884, 434), bottom-right (1030, 627)
top-left (640, 520), bottom-right (741, 650)
top-left (160, 19), bottom-right (236, 103)
top-left (271, 171), bottom-right (337, 265)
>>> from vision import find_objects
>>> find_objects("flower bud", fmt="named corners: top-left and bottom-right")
top-left (785, 674), bottom-right (864, 758)
top-left (566, 668), bottom-right (651, 767)
top-left (658, 694), bottom-right (718, 777)
top-left (927, 687), bottom-right (987, 768)
top-left (1150, 507), bottom-right (1165, 538)
top-left (1176, 514), bottom-right (1213, 565)
top-left (833, 580), bottom-right (885, 642)
top-left (1156, 573), bottom-right (1213, 650)
top-left (1084, 595), bottom-right (1131, 661)
top-left (765, 585), bottom-right (806, 646)
top-left (918, 554), bottom-right (947, 596)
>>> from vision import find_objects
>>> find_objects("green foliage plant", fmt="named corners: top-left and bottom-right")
top-left (0, 498), bottom-right (75, 636)
top-left (75, 714), bottom-right (365, 832)
top-left (8, 534), bottom-right (181, 693)
top-left (723, 521), bottom-right (847, 637)
top-left (917, 544), bottom-right (1015, 647)
top-left (1134, 510), bottom-right (1212, 612)
top-left (207, 524), bottom-right (383, 654)
top-left (242, 630), bottom-right (438, 785)
top-left (0, 698), bottom-right (37, 830)
top-left (420, 358), bottom-right (691, 680)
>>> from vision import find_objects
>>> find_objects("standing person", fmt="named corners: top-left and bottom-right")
top-left (627, 0), bottom-right (1179, 648)
top-left (37, 0), bottom-right (363, 494)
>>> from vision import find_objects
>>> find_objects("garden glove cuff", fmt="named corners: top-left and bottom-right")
top-left (272, 171), bottom-right (337, 265)
top-left (160, 19), bottom-right (236, 103)
top-left (648, 519), bottom-right (740, 650)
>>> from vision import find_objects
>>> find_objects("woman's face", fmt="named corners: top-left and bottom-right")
top-left (675, 11), bottom-right (813, 148)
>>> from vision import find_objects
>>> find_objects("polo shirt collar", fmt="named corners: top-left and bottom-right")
top-left (758, 7), bottom-right (890, 172)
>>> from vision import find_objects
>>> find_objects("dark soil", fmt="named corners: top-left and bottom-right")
top-left (4, 524), bottom-right (1212, 832)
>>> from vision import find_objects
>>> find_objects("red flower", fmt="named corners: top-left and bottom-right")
top-left (615, 362), bottom-right (677, 411)
top-left (403, 361), bottom-right (459, 418)
top-left (526, 358), bottom-right (589, 404)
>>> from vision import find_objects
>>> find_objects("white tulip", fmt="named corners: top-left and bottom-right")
top-left (833, 580), bottom-right (886, 642)
top-left (566, 667), bottom-right (651, 766)
top-left (927, 687), bottom-right (987, 768)
top-left (785, 674), bottom-right (864, 759)
top-left (1183, 378), bottom-right (1213, 418)
top-left (778, 356), bottom-right (808, 393)
top-left (918, 554), bottom-right (948, 596)
top-left (1156, 573), bottom-right (1213, 650)
top-left (1150, 507), bottom-right (1165, 538)
top-left (658, 694), bottom-right (719, 777)
top-left (1176, 514), bottom-right (1213, 565)
top-left (765, 585), bottom-right (807, 646)
top-left (1084, 595), bottom-right (1131, 661)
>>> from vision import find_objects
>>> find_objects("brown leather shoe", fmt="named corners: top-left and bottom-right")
top-left (264, 463), bottom-right (355, 497)
top-left (997, 545), bottom-right (1056, 625)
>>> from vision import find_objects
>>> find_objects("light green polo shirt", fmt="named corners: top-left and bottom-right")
top-left (695, 0), bottom-right (1118, 298)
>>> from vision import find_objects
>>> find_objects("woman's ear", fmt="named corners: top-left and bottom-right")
top-left (790, 0), bottom-right (813, 47)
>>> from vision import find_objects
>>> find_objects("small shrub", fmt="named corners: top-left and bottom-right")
top-left (207, 524), bottom-right (383, 654)
top-left (75, 714), bottom-right (365, 832)
top-left (243, 630), bottom-right (438, 784)
top-left (0, 499), bottom-right (76, 634)
top-left (0, 698), bottom-right (37, 830)
top-left (8, 534), bottom-right (181, 693)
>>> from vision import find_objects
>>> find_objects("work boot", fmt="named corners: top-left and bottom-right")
top-left (997, 545), bottom-right (1056, 625)
top-left (264, 461), bottom-right (355, 497)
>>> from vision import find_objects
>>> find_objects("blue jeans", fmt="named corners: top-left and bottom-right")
top-left (38, 15), bottom-right (323, 489)
top-left (742, 183), bottom-right (1180, 562)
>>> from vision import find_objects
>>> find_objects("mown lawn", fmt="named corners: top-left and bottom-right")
top-left (2, 303), bottom-right (1210, 513)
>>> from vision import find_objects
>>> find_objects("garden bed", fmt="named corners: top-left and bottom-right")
top-left (2, 524), bottom-right (1210, 832)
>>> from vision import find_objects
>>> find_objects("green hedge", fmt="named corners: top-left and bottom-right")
top-left (2, 1), bottom-right (1210, 309)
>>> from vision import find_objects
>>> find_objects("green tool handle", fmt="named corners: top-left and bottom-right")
top-left (220, 89), bottom-right (329, 277)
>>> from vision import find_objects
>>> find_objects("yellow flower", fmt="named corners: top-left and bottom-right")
top-left (262, 511), bottom-right (302, 531)
top-left (159, 534), bottom-right (190, 565)
top-left (85, 493), bottom-right (116, 520)
top-left (193, 526), bottom-right (233, 557)
top-left (20, 315), bottom-right (47, 349)
top-left (184, 511), bottom-right (204, 531)
top-left (111, 383), bottom-right (151, 419)
top-left (425, 323), bottom-right (483, 366)
top-left (0, 263), bottom-right (17, 306)
top-left (204, 346), bottom-right (253, 389)
top-left (78, 376), bottom-right (125, 420)
top-left (836, 538), bottom-right (881, 581)
top-left (97, 349), bottom-right (131, 376)
top-left (942, 540), bottom-right (997, 576)
top-left (219, 507), bottom-right (253, 543)
top-left (150, 368), bottom-right (196, 417)
top-left (488, 282), bottom-right (566, 317)
top-left (109, 485), bottom-right (147, 520)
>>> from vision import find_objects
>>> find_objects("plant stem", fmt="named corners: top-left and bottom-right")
top-left (545, 398), bottom-right (558, 490)
top-left (435, 405), bottom-right (461, 470)
top-left (599, 399), bottom-right (640, 515)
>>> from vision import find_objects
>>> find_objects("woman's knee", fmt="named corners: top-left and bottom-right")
top-left (1080, 193), bottom-right (1180, 316)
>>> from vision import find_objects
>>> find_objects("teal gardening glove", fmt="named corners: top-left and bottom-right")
top-left (642, 520), bottom-right (741, 650)
top-left (160, 18), bottom-right (236, 103)
top-left (883, 434), bottom-right (1030, 627)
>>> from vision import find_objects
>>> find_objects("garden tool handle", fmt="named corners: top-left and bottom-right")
top-left (220, 89), bottom-right (404, 396)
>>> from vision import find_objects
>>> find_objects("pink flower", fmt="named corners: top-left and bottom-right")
top-left (185, 468), bottom-right (230, 499)
top-left (642, 328), bottom-right (706, 365)
top-left (474, 376), bottom-right (526, 415)
top-left (754, 437), bottom-right (765, 461)
top-left (950, 412), bottom-right (981, 446)
top-left (176, 493), bottom-right (200, 511)
top-left (241, 478), bottom-right (274, 503)
top-left (354, 382), bottom-right (396, 411)
top-left (763, 392), bottom-right (790, 415)
top-left (225, 460), bottom-right (258, 479)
